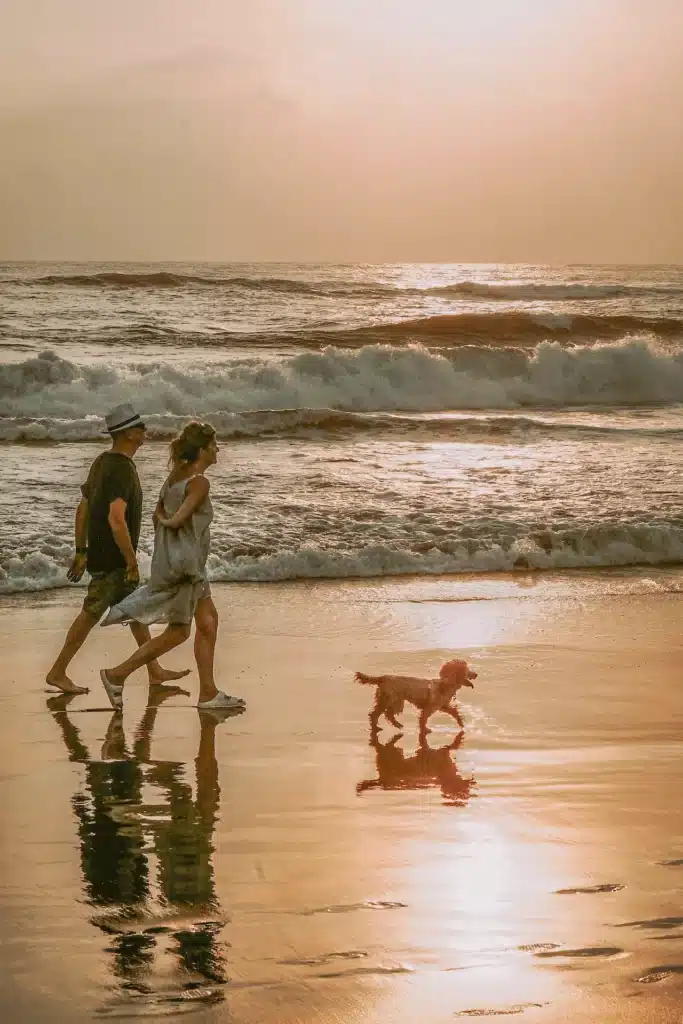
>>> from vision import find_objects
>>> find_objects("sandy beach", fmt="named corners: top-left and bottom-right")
top-left (0, 571), bottom-right (681, 1022)
top-left (3, 0), bottom-right (683, 1013)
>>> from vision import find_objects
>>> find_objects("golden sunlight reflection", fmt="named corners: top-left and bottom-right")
top-left (381, 807), bottom-right (578, 1015)
top-left (385, 591), bottom-right (532, 650)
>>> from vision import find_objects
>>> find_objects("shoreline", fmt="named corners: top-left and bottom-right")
top-left (1, 575), bottom-right (683, 1021)
top-left (4, 561), bottom-right (683, 609)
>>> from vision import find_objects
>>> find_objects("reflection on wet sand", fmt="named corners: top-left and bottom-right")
top-left (357, 730), bottom-right (476, 806)
top-left (48, 689), bottom-right (242, 1017)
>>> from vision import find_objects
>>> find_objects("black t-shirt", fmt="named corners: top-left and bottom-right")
top-left (81, 452), bottom-right (143, 573)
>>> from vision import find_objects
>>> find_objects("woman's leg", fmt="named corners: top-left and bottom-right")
top-left (104, 623), bottom-right (191, 687)
top-left (194, 597), bottom-right (219, 704)
top-left (128, 621), bottom-right (190, 684)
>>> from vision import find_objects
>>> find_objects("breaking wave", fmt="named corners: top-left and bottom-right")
top-left (5, 521), bottom-right (683, 594)
top-left (3, 340), bottom-right (683, 442)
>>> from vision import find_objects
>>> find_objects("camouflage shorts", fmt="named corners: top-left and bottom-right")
top-left (83, 568), bottom-right (138, 621)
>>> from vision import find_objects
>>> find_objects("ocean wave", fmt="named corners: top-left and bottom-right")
top-left (11, 271), bottom-right (682, 303)
top-left (11, 311), bottom-right (683, 351)
top-left (331, 311), bottom-right (683, 347)
top-left (422, 280), bottom-right (681, 300)
top-left (3, 341), bottom-right (683, 437)
top-left (4, 522), bottom-right (683, 593)
top-left (2, 407), bottom-right (682, 444)
top-left (22, 271), bottom-right (322, 293)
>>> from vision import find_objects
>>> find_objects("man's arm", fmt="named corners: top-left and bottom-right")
top-left (67, 498), bottom-right (89, 582)
top-left (108, 498), bottom-right (139, 583)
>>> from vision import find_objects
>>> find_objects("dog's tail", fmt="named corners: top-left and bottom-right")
top-left (355, 671), bottom-right (377, 686)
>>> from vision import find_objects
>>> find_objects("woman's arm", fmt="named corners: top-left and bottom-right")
top-left (157, 476), bottom-right (209, 530)
top-left (152, 499), bottom-right (164, 530)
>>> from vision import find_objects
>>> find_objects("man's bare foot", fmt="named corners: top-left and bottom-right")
top-left (149, 667), bottom-right (190, 685)
top-left (46, 673), bottom-right (89, 695)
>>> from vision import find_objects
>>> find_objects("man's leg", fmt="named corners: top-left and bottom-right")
top-left (47, 570), bottom-right (121, 694)
top-left (128, 621), bottom-right (190, 684)
top-left (46, 609), bottom-right (98, 694)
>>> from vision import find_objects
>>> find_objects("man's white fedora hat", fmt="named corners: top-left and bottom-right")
top-left (102, 404), bottom-right (146, 435)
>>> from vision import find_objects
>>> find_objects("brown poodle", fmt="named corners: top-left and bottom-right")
top-left (355, 658), bottom-right (476, 736)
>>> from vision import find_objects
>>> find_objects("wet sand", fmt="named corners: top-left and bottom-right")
top-left (2, 572), bottom-right (683, 1022)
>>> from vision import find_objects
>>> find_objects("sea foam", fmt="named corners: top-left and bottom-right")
top-left (4, 522), bottom-right (683, 594)
top-left (2, 340), bottom-right (683, 442)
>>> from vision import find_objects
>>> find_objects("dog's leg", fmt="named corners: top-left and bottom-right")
top-left (356, 778), bottom-right (381, 793)
top-left (369, 694), bottom-right (384, 734)
top-left (445, 731), bottom-right (465, 752)
top-left (445, 704), bottom-right (464, 729)
top-left (418, 708), bottom-right (431, 738)
top-left (385, 704), bottom-right (403, 729)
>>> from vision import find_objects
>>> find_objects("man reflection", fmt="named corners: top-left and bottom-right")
top-left (48, 690), bottom-right (240, 1008)
top-left (357, 730), bottom-right (475, 806)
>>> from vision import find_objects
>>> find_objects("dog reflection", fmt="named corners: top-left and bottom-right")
top-left (357, 731), bottom-right (475, 806)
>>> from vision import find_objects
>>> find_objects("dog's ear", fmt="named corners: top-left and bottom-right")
top-left (440, 659), bottom-right (475, 689)
top-left (439, 659), bottom-right (466, 681)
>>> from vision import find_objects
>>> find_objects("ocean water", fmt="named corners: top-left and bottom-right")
top-left (2, 262), bottom-right (683, 595)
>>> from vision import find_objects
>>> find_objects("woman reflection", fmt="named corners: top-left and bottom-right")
top-left (48, 689), bottom-right (238, 1009)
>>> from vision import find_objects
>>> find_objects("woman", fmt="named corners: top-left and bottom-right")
top-left (99, 422), bottom-right (245, 713)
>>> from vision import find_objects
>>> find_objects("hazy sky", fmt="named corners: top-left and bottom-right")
top-left (1, 0), bottom-right (682, 262)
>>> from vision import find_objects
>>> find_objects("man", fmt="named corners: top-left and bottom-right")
top-left (46, 404), bottom-right (188, 695)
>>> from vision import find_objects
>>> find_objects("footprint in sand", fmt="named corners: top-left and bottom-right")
top-left (454, 1006), bottom-right (546, 1018)
top-left (299, 900), bottom-right (407, 916)
top-left (555, 883), bottom-right (625, 895)
top-left (618, 917), bottom-right (683, 931)
top-left (317, 965), bottom-right (412, 979)
top-left (636, 965), bottom-right (683, 984)
top-left (279, 950), bottom-right (368, 966)
top-left (517, 943), bottom-right (561, 953)
top-left (534, 946), bottom-right (625, 960)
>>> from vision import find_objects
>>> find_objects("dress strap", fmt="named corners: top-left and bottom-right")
top-left (167, 472), bottom-right (200, 488)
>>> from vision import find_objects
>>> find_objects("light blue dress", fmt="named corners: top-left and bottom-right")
top-left (104, 474), bottom-right (212, 627)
